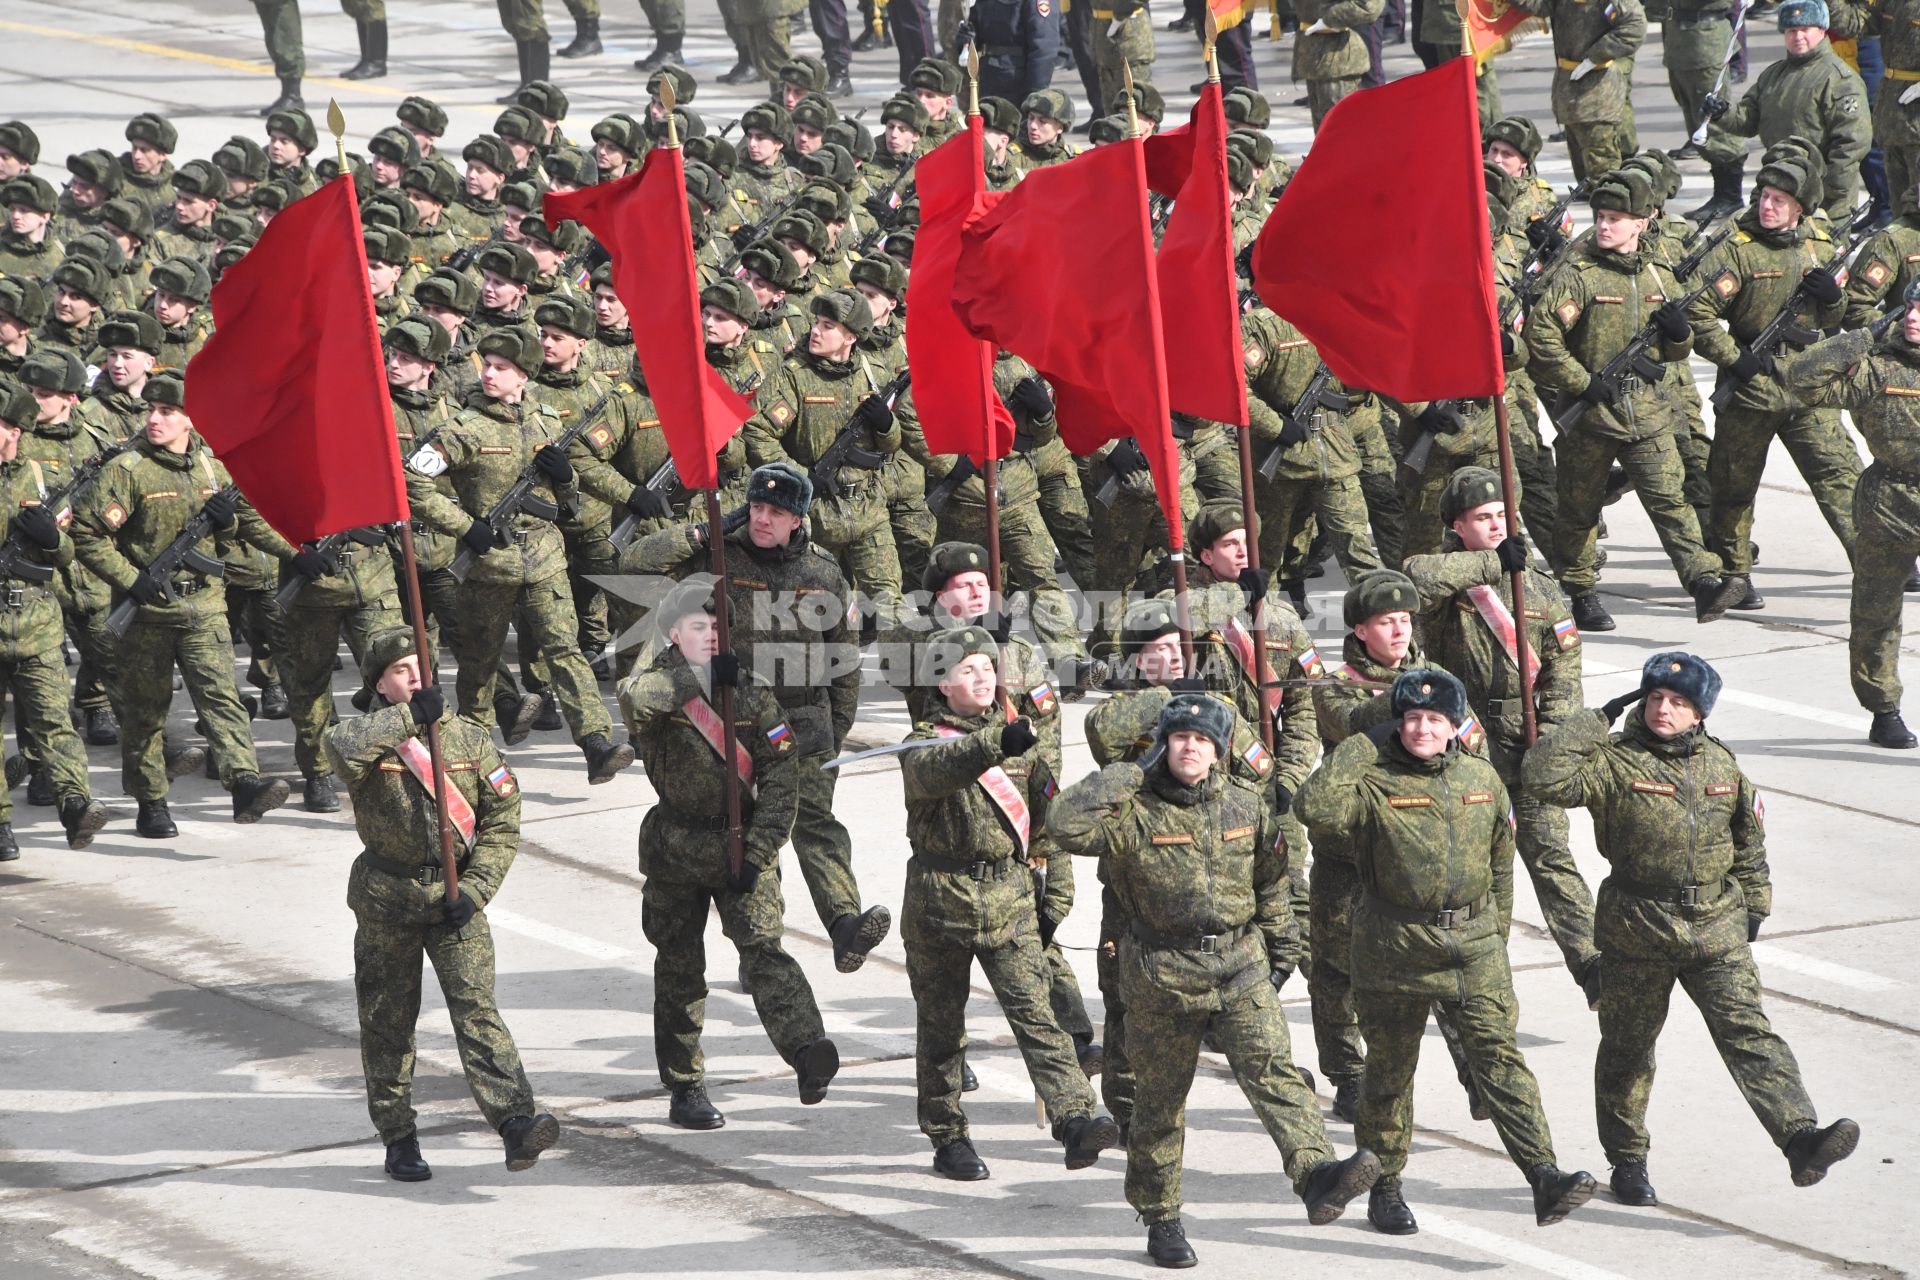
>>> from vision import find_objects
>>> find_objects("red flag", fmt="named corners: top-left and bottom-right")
top-left (953, 140), bottom-right (1184, 547)
top-left (1142, 121), bottom-right (1193, 199)
top-left (1461, 0), bottom-right (1542, 66)
top-left (546, 148), bottom-right (751, 489)
top-left (1252, 59), bottom-right (1502, 401)
top-left (906, 119), bottom-right (1014, 462)
top-left (184, 177), bottom-right (405, 544)
top-left (1153, 84), bottom-right (1247, 427)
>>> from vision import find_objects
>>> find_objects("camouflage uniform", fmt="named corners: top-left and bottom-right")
top-left (392, 382), bottom-right (466, 682)
top-left (1663, 0), bottom-right (1736, 141)
top-left (1292, 0), bottom-right (1387, 128)
top-left (1863, 0), bottom-right (1920, 213)
top-left (1082, 439), bottom-right (1198, 660)
top-left (1511, 0), bottom-right (1647, 183)
top-left (18, 413), bottom-right (120, 729)
top-left (1089, 3), bottom-right (1155, 127)
top-left (326, 700), bottom-right (538, 1145)
top-left (1842, 214), bottom-right (1920, 326)
top-left (525, 359), bottom-right (623, 667)
top-left (280, 533), bottom-right (404, 786)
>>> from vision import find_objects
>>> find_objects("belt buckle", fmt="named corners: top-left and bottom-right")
top-left (412, 519), bottom-right (431, 537)
top-left (969, 861), bottom-right (989, 881)
top-left (1679, 884), bottom-right (1700, 908)
top-left (1434, 907), bottom-right (1457, 928)
top-left (1198, 934), bottom-right (1218, 954)
top-left (413, 866), bottom-right (437, 885)
top-left (3, 587), bottom-right (21, 609)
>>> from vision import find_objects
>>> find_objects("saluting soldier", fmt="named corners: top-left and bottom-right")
top-left (1510, 0), bottom-right (1646, 184)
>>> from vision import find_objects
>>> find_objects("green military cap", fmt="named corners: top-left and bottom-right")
top-left (684, 158), bottom-right (727, 210)
top-left (462, 134), bottom-right (514, 175)
top-left (646, 64), bottom-right (698, 105)
top-left (793, 143), bottom-right (856, 188)
top-left (1119, 80), bottom-right (1166, 124)
top-left (1156, 692), bottom-right (1232, 754)
top-left (368, 125), bottom-right (421, 168)
top-left (589, 261), bottom-right (615, 291)
top-left (172, 159), bottom-right (229, 202)
top-left (777, 55), bottom-right (829, 93)
top-left (0, 277), bottom-right (47, 326)
top-left (400, 160), bottom-right (457, 206)
top-left (476, 323), bottom-right (541, 373)
top-left (1627, 148), bottom-right (1683, 203)
top-left (1755, 152), bottom-right (1820, 209)
top-left (1438, 465), bottom-right (1504, 524)
top-left (740, 101), bottom-right (793, 143)
top-left (1021, 89), bottom-right (1074, 128)
top-left (1122, 597), bottom-right (1181, 656)
top-left (1226, 149), bottom-right (1254, 193)
top-left (880, 94), bottom-right (931, 134)
top-left (1638, 650), bottom-right (1721, 716)
top-left (824, 117), bottom-right (873, 163)
top-left (1390, 668), bottom-right (1467, 726)
top-left (1089, 116), bottom-right (1131, 146)
top-left (126, 112), bottom-right (178, 154)
top-left (47, 257), bottom-right (107, 305)
top-left (1343, 569), bottom-right (1419, 627)
top-left (19, 348), bottom-right (87, 395)
top-left (0, 121), bottom-right (40, 166)
top-left (98, 309), bottom-right (165, 355)
top-left (398, 95), bottom-right (449, 138)
top-left (415, 265), bottom-right (480, 313)
top-left (65, 230), bottom-right (127, 277)
top-left (266, 108), bottom-right (318, 152)
top-left (211, 243), bottom-right (249, 279)
top-left (850, 250), bottom-right (907, 300)
top-left (475, 241), bottom-right (537, 284)
top-left (544, 147), bottom-right (599, 188)
top-left (978, 96), bottom-right (1021, 135)
top-left (589, 113), bottom-right (642, 155)
top-left (738, 238), bottom-right (801, 290)
top-left (810, 287), bottom-right (874, 337)
top-left (791, 92), bottom-right (839, 135)
top-left (684, 134), bottom-right (737, 176)
top-left (517, 79), bottom-right (570, 121)
top-left (646, 107), bottom-right (706, 144)
top-left (519, 213), bottom-right (582, 253)
top-left (926, 623), bottom-right (999, 678)
top-left (3, 174), bottom-right (57, 214)
top-left (67, 149), bottom-right (124, 194)
top-left (140, 369), bottom-right (187, 408)
top-left (493, 105), bottom-right (543, 146)
top-left (921, 541), bottom-right (991, 596)
top-left (907, 57), bottom-right (962, 96)
top-left (1484, 114), bottom-right (1542, 163)
top-left (0, 381), bottom-right (36, 430)
top-left (499, 176), bottom-right (537, 210)
top-left (701, 276), bottom-right (759, 323)
top-left (102, 196), bottom-right (154, 241)
top-left (1589, 168), bottom-right (1655, 218)
top-left (360, 187), bottom-right (419, 234)
top-left (796, 180), bottom-right (851, 226)
top-left (771, 207), bottom-right (829, 257)
top-left (884, 226), bottom-right (916, 264)
top-left (748, 460), bottom-right (813, 516)
top-left (1188, 500), bottom-right (1247, 552)
top-left (534, 290), bottom-right (595, 338)
top-left (249, 179), bottom-right (299, 214)
top-left (652, 578), bottom-right (717, 638)
top-left (210, 207), bottom-right (258, 245)
top-left (315, 154), bottom-right (367, 187)
top-left (361, 627), bottom-right (432, 692)
top-left (213, 134), bottom-right (270, 184)
top-left (1222, 86), bottom-right (1271, 130)
top-left (384, 315), bottom-right (452, 363)
top-left (1225, 132), bottom-right (1273, 177)
top-left (1778, 0), bottom-right (1828, 28)
top-left (363, 225), bottom-right (412, 266)
top-left (149, 255), bottom-right (212, 305)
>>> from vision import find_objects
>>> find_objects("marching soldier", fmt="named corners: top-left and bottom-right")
top-left (387, 315), bottom-right (467, 689)
top-left (1511, 0), bottom-right (1647, 184)
top-left (327, 629), bottom-right (560, 1183)
top-left (1525, 652), bottom-right (1861, 1202)
top-left (1293, 0), bottom-right (1386, 129)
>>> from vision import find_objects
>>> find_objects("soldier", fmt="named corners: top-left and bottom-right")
top-left (1523, 170), bottom-right (1744, 631)
top-left (413, 267), bottom-right (485, 407)
top-left (1511, 0), bottom-right (1646, 184)
top-left (1687, 149), bottom-right (1864, 606)
top-left (328, 629), bottom-right (560, 1183)
top-left (494, 0), bottom-right (552, 105)
top-left (1842, 174), bottom-right (1920, 324)
top-left (1293, 0), bottom-right (1385, 128)
top-left (736, 104), bottom-right (805, 222)
top-left (1692, 1), bottom-right (1871, 224)
top-left (39, 259), bottom-right (107, 356)
top-left (0, 279), bottom-right (42, 380)
top-left (251, 0), bottom-right (305, 115)
top-left (620, 581), bottom-right (840, 1128)
top-left (1666, 0), bottom-right (1738, 152)
top-left (0, 176), bottom-right (63, 280)
top-left (979, 97), bottom-right (1028, 191)
top-left (52, 150), bottom-right (121, 246)
top-left (1088, 0), bottom-right (1155, 121)
top-left (624, 463), bottom-right (892, 972)
top-left (385, 316), bottom-right (464, 684)
top-left (971, 0), bottom-right (1061, 105)
top-left (0, 121), bottom-right (38, 183)
top-left (1052, 692), bottom-right (1381, 1267)
top-left (147, 162), bottom-right (228, 265)
top-left (1016, 90), bottom-right (1078, 168)
top-left (401, 324), bottom-right (634, 783)
top-left (1297, 668), bottom-right (1598, 1235)
top-left (263, 108), bottom-right (317, 198)
top-left (1781, 283), bottom-right (1920, 747)
top-left (1525, 652), bottom-right (1862, 1202)
top-left (144, 257), bottom-right (214, 371)
top-left (401, 164), bottom-right (466, 268)
top-left (119, 113), bottom-right (177, 219)
top-left (472, 243), bottom-right (538, 335)
top-left (70, 373), bottom-right (293, 836)
top-left (454, 137), bottom-right (515, 241)
top-left (870, 95), bottom-right (930, 197)
top-left (83, 310), bottom-right (163, 440)
top-left (365, 227), bottom-right (414, 332)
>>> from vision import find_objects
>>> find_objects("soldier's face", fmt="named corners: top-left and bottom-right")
top-left (145, 403), bottom-right (193, 450)
top-left (479, 353), bottom-right (529, 400)
top-left (32, 387), bottom-right (75, 423)
top-left (936, 571), bottom-right (992, 622)
top-left (153, 290), bottom-right (190, 326)
top-left (594, 140), bottom-right (630, 173)
top-left (423, 303), bottom-right (466, 334)
top-left (595, 285), bottom-right (629, 329)
top-left (69, 178), bottom-right (107, 210)
top-left (938, 653), bottom-right (999, 716)
top-left (748, 501), bottom-right (804, 548)
top-left (670, 612), bottom-right (720, 663)
top-left (0, 312), bottom-right (28, 345)
top-left (1354, 611), bottom-right (1413, 667)
top-left (1136, 633), bottom-right (1185, 684)
top-left (225, 173), bottom-right (256, 198)
top-left (0, 422), bottom-right (19, 460)
top-left (745, 271), bottom-right (782, 309)
top-left (1166, 730), bottom-right (1218, 784)
top-left (1592, 208), bottom-right (1647, 253)
top-left (914, 88), bottom-right (950, 120)
top-left (528, 242), bottom-right (563, 275)
top-left (1486, 141), bottom-right (1527, 179)
top-left (368, 260), bottom-right (403, 297)
top-left (1027, 116), bottom-right (1063, 147)
top-left (883, 122), bottom-right (919, 156)
top-left (387, 349), bottom-right (436, 390)
top-left (266, 132), bottom-right (302, 167)
top-left (1642, 687), bottom-right (1702, 738)
top-left (794, 125), bottom-right (824, 155)
top-left (744, 130), bottom-right (782, 165)
top-left (481, 271), bottom-right (526, 311)
top-left (105, 346), bottom-right (154, 389)
top-left (173, 192), bottom-right (217, 228)
top-left (1905, 302), bottom-right (1920, 345)
top-left (1398, 708), bottom-right (1455, 759)
top-left (1783, 24), bottom-right (1825, 55)
top-left (984, 128), bottom-right (1010, 161)
top-left (52, 287), bottom-right (94, 325)
top-left (407, 191), bottom-right (442, 224)
top-left (1756, 185), bottom-right (1802, 230)
top-left (407, 126), bottom-right (437, 156)
top-left (8, 205), bottom-right (48, 238)
top-left (781, 83), bottom-right (808, 111)
top-left (128, 140), bottom-right (167, 176)
top-left (466, 162), bottom-right (504, 199)
top-left (501, 213), bottom-right (529, 243)
top-left (377, 655), bottom-right (425, 704)
top-left (857, 283), bottom-right (894, 324)
top-left (0, 147), bottom-right (24, 181)
top-left (1450, 500), bottom-right (1507, 551)
top-left (779, 237), bottom-right (816, 271)
top-left (702, 303), bottom-right (748, 346)
top-left (540, 325), bottom-right (587, 369)
top-left (808, 317), bottom-right (856, 362)
top-left (1201, 530), bottom-right (1249, 580)
top-left (506, 138), bottom-right (534, 169)
top-left (372, 156), bottom-right (403, 187)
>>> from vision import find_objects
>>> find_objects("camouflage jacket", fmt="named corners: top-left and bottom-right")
top-left (901, 351), bottom-right (1046, 511)
top-left (1524, 241), bottom-right (1692, 441)
top-left (1242, 305), bottom-right (1362, 482)
top-left (38, 313), bottom-right (102, 356)
top-left (148, 220), bottom-right (220, 267)
top-left (23, 413), bottom-right (136, 613)
top-left (79, 385), bottom-right (148, 442)
top-left (1173, 574), bottom-right (1321, 790)
top-left (1713, 42), bottom-right (1870, 217)
top-left (285, 525), bottom-right (401, 612)
top-left (526, 361), bottom-right (623, 535)
top-left (1511, 0), bottom-right (1646, 126)
top-left (1291, 0), bottom-right (1386, 79)
top-left (392, 384), bottom-right (459, 571)
top-left (1841, 214), bottom-right (1920, 329)
top-left (1296, 728), bottom-right (1517, 1000)
top-left (1524, 709), bottom-right (1769, 962)
top-left (0, 455), bottom-right (73, 662)
top-left (328, 702), bottom-right (521, 923)
top-left (1783, 326), bottom-right (1920, 470)
top-left (1687, 210), bottom-right (1847, 414)
top-left (733, 159), bottom-right (804, 223)
top-left (152, 310), bottom-right (212, 374)
top-left (620, 649), bottom-right (800, 882)
top-left (0, 231), bottom-right (61, 280)
top-left (741, 348), bottom-right (901, 549)
top-left (405, 393), bottom-right (577, 587)
top-left (584, 326), bottom-right (635, 380)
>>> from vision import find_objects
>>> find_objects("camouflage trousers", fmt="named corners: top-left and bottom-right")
top-left (1671, 373), bottom-right (1713, 519)
top-left (792, 753), bottom-right (863, 928)
top-left (901, 862), bottom-right (1096, 1146)
top-left (1491, 741), bottom-right (1598, 979)
top-left (639, 0), bottom-right (686, 39)
top-left (1355, 983), bottom-right (1556, 1179)
top-left (1254, 473), bottom-right (1382, 583)
top-left (0, 644), bottom-right (91, 822)
top-left (1708, 405), bottom-right (1861, 577)
top-left (117, 611), bottom-right (259, 799)
top-left (64, 602), bottom-right (115, 714)
top-left (252, 0), bottom-right (304, 78)
top-left (1090, 10), bottom-right (1155, 117)
top-left (353, 903), bottom-right (536, 1145)
top-left (937, 499), bottom-right (1086, 664)
top-left (226, 582), bottom-right (287, 693)
top-left (496, 0), bottom-right (550, 40)
top-left (1307, 78), bottom-right (1364, 130)
top-left (640, 872), bottom-right (827, 1088)
top-left (283, 597), bottom-right (402, 781)
top-left (452, 573), bottom-right (611, 744)
top-left (884, 454), bottom-right (937, 594)
top-left (1026, 438), bottom-right (1100, 610)
top-left (1096, 886), bottom-right (1134, 1124)
top-left (1564, 121), bottom-right (1628, 185)
top-left (1554, 429), bottom-right (1721, 595)
top-left (1510, 377), bottom-right (1560, 551)
top-left (1307, 856), bottom-right (1366, 1086)
top-left (1849, 466), bottom-right (1920, 712)
top-left (1122, 934), bottom-right (1333, 1221)
top-left (565, 527), bottom-right (617, 664)
top-left (1597, 944), bottom-right (1816, 1163)
top-left (1352, 412), bottom-right (1407, 568)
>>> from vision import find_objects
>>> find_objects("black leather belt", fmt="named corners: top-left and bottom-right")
top-left (1609, 874), bottom-right (1730, 912)
top-left (658, 802), bottom-right (752, 832)
top-left (915, 852), bottom-right (1024, 881)
top-left (1129, 920), bottom-right (1252, 953)
top-left (1366, 892), bottom-right (1491, 929)
top-left (364, 850), bottom-right (469, 884)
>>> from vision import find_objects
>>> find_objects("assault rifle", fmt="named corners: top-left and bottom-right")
top-left (1710, 207), bottom-right (1872, 413)
top-left (1558, 283), bottom-right (1713, 432)
top-left (272, 525), bottom-right (396, 610)
top-left (1257, 364), bottom-right (1349, 481)
top-left (448, 387), bottom-right (616, 580)
top-left (809, 369), bottom-right (910, 500)
top-left (105, 485), bottom-right (238, 637)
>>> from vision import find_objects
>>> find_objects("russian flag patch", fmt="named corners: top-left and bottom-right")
top-left (1242, 739), bottom-right (1271, 774)
top-left (1553, 617), bottom-right (1579, 649)
top-left (487, 764), bottom-right (517, 797)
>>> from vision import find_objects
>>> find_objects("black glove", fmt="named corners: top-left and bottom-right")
top-left (626, 486), bottom-right (672, 521)
top-left (1037, 909), bottom-right (1058, 949)
top-left (464, 520), bottom-right (503, 557)
top-left (202, 489), bottom-right (239, 531)
top-left (1600, 690), bottom-right (1641, 726)
top-left (292, 548), bottom-right (331, 580)
top-left (853, 394), bottom-right (894, 434)
top-left (12, 504), bottom-right (59, 550)
top-left (1168, 677), bottom-right (1208, 692)
top-left (1272, 782), bottom-right (1293, 815)
top-left (409, 684), bottom-right (445, 726)
top-left (1500, 329), bottom-right (1517, 359)
top-left (1008, 375), bottom-right (1052, 419)
top-left (533, 444), bottom-right (573, 484)
top-left (1000, 717), bottom-right (1039, 757)
top-left (1269, 966), bottom-right (1293, 993)
top-left (1703, 92), bottom-right (1730, 122)
top-left (1107, 437), bottom-right (1148, 477)
top-left (1581, 959), bottom-right (1602, 1010)
top-left (986, 610), bottom-right (1012, 645)
top-left (1495, 536), bottom-right (1530, 575)
top-left (1525, 219), bottom-right (1564, 253)
top-left (1730, 347), bottom-right (1774, 383)
top-left (1653, 300), bottom-right (1691, 342)
top-left (1800, 267), bottom-right (1843, 306)
top-left (711, 652), bottom-right (741, 688)
top-left (1236, 566), bottom-right (1270, 614)
top-left (1277, 417), bottom-right (1311, 446)
top-left (730, 225), bottom-right (757, 250)
top-left (443, 893), bottom-right (477, 930)
top-left (1578, 376), bottom-right (1621, 408)
top-left (727, 858), bottom-right (761, 895)
top-left (127, 571), bottom-right (165, 606)
top-left (1747, 914), bottom-right (1763, 943)
top-left (1419, 402), bottom-right (1466, 435)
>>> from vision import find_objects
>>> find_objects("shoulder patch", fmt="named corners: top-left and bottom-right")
top-left (1713, 269), bottom-right (1739, 299)
top-left (1244, 342), bottom-right (1266, 369)
top-left (587, 424), bottom-right (613, 450)
top-left (1241, 738), bottom-right (1271, 775)
top-left (1028, 681), bottom-right (1057, 716)
top-left (1556, 299), bottom-right (1580, 326)
top-left (486, 763), bottom-right (518, 797)
top-left (767, 720), bottom-right (794, 752)
top-left (1553, 616), bottom-right (1580, 649)
top-left (101, 500), bottom-right (128, 530)
top-left (408, 444), bottom-right (449, 477)
top-left (1865, 260), bottom-right (1891, 287)
top-left (769, 402), bottom-right (793, 426)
